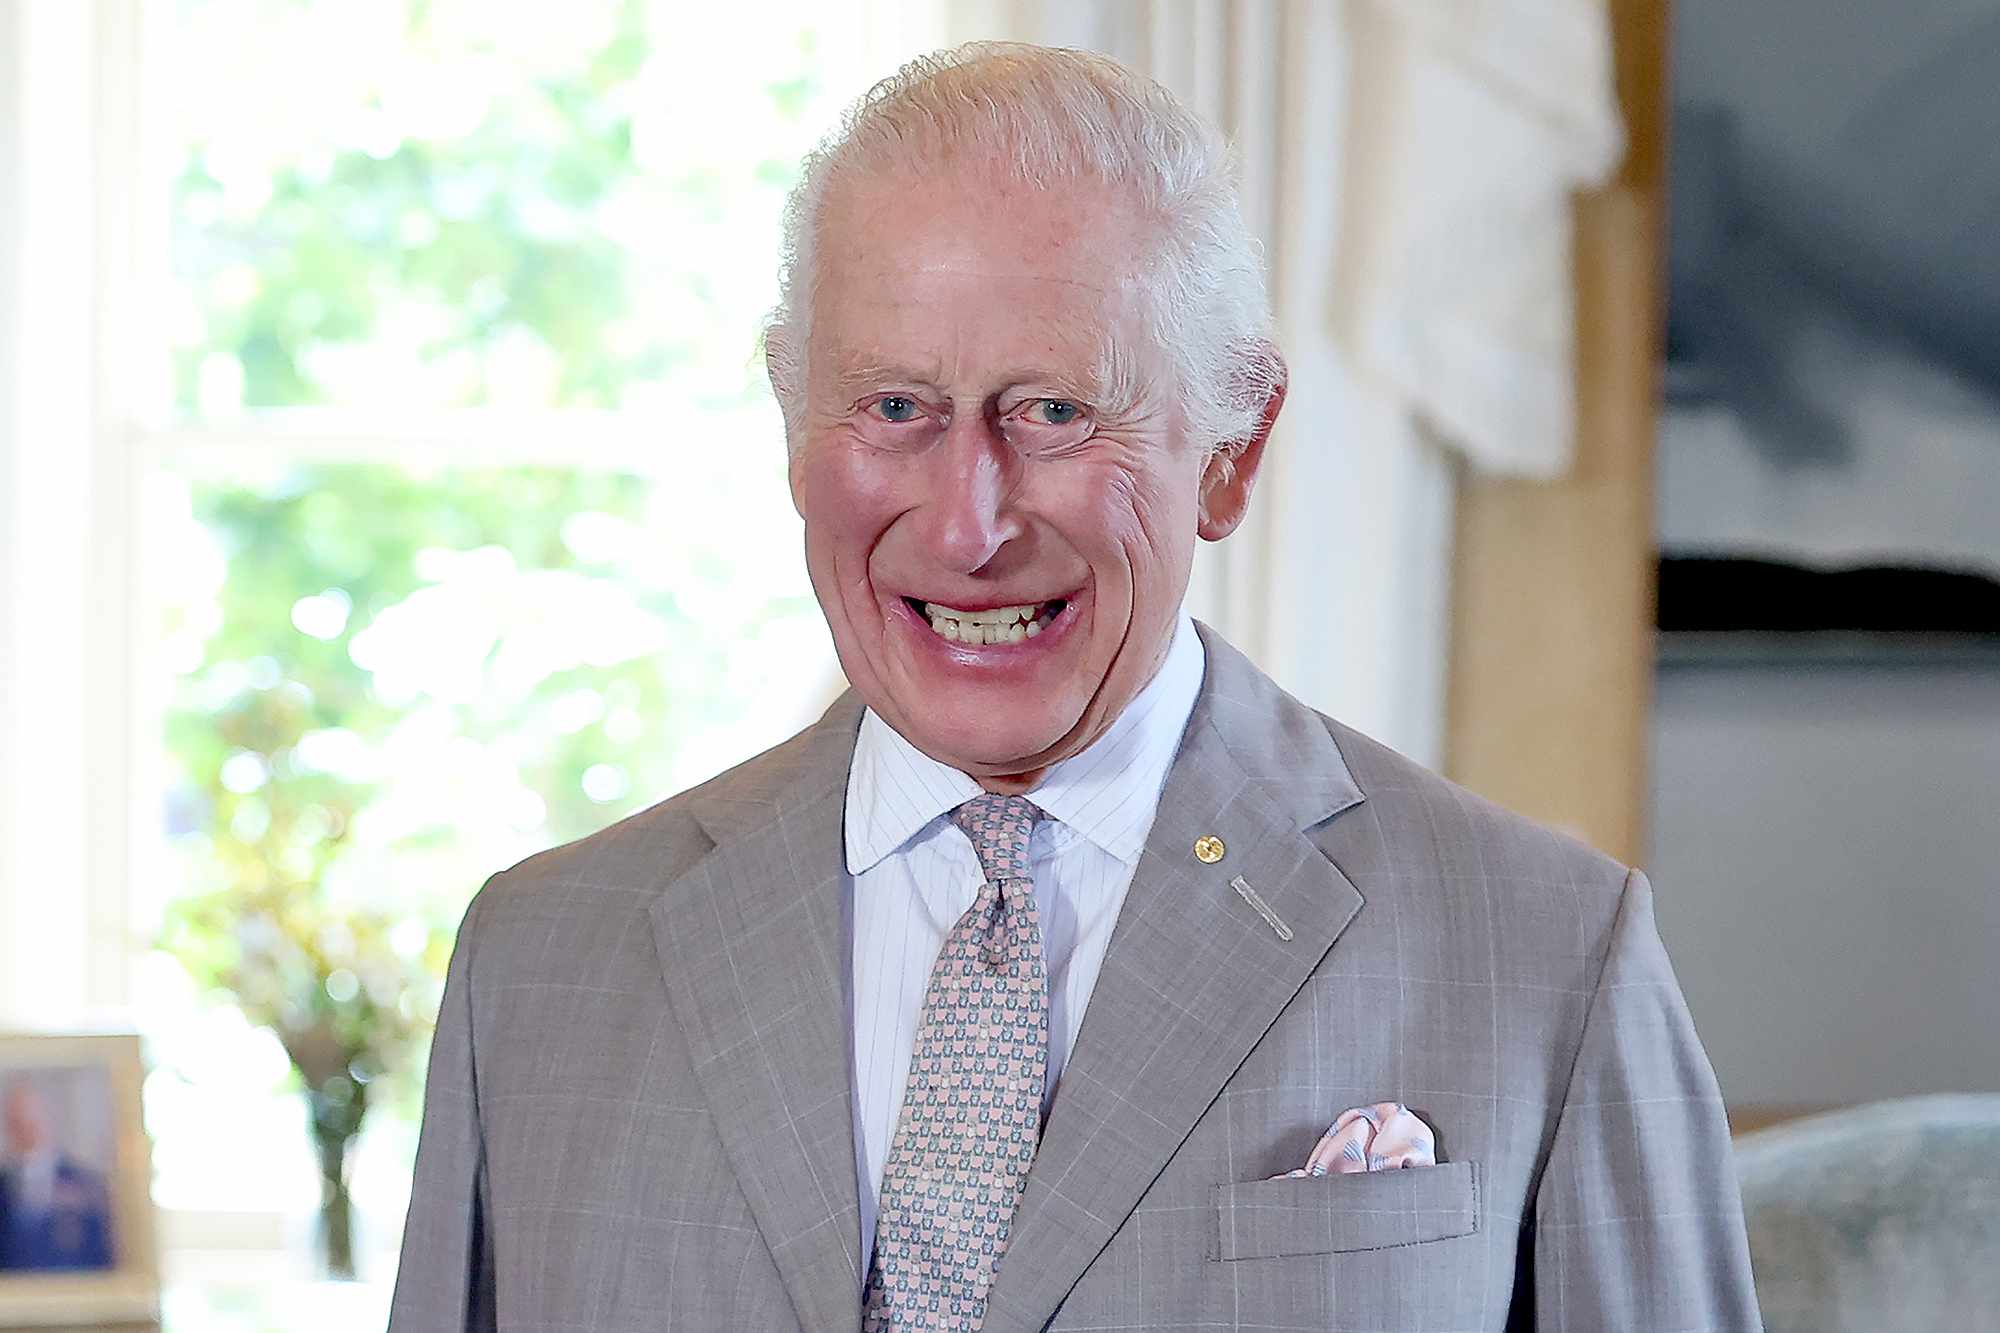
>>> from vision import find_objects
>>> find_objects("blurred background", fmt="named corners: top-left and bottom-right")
top-left (0, 1), bottom-right (1993, 1330)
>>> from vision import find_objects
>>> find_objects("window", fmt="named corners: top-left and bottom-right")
top-left (12, 3), bottom-right (945, 1326)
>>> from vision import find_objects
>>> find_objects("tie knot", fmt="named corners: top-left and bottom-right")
top-left (951, 793), bottom-right (1040, 884)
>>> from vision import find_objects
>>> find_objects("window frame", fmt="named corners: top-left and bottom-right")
top-left (0, 0), bottom-right (948, 1286)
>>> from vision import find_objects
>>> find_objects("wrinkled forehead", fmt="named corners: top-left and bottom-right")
top-left (809, 165), bottom-right (1160, 392)
top-left (841, 157), bottom-right (1142, 252)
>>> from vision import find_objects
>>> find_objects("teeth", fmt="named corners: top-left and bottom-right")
top-left (921, 602), bottom-right (1039, 625)
top-left (921, 599), bottom-right (1062, 645)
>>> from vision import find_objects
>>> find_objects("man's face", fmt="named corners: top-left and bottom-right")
top-left (2, 1084), bottom-right (50, 1155)
top-left (790, 164), bottom-right (1265, 789)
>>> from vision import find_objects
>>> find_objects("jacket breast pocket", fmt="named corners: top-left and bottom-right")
top-left (1209, 1160), bottom-right (1480, 1261)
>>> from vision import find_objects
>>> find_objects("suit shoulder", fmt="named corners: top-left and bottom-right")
top-left (469, 709), bottom-right (844, 929)
top-left (468, 797), bottom-right (702, 924)
top-left (1307, 714), bottom-right (1649, 1047)
top-left (1317, 714), bottom-right (1633, 923)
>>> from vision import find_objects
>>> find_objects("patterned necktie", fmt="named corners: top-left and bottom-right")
top-left (863, 793), bottom-right (1050, 1331)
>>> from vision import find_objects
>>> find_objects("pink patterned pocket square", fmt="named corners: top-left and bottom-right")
top-left (1274, 1101), bottom-right (1437, 1178)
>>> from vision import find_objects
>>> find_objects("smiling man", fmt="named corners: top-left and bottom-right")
top-left (786, 160), bottom-right (1259, 796)
top-left (391, 44), bottom-right (1761, 1333)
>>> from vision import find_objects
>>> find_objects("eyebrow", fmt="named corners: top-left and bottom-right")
top-left (994, 367), bottom-right (1103, 402)
top-left (830, 362), bottom-right (945, 396)
top-left (827, 354), bottom-right (1136, 413)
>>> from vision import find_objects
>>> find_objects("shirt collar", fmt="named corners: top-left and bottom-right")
top-left (844, 613), bottom-right (1206, 874)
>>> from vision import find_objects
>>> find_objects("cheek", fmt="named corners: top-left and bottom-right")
top-left (797, 439), bottom-right (904, 551)
top-left (1087, 459), bottom-right (1200, 575)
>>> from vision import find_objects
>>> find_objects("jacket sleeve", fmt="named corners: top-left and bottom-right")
top-left (389, 888), bottom-right (498, 1332)
top-left (1528, 868), bottom-right (1763, 1331)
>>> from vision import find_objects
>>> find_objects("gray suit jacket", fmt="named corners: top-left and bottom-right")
top-left (389, 626), bottom-right (1761, 1331)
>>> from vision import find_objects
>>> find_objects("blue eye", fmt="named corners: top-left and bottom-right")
top-left (1036, 400), bottom-right (1080, 425)
top-left (877, 396), bottom-right (919, 422)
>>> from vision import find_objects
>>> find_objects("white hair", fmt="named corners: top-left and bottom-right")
top-left (763, 42), bottom-right (1280, 465)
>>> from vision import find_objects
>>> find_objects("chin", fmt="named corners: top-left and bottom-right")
top-left (854, 596), bottom-right (1105, 770)
top-left (898, 702), bottom-right (1078, 774)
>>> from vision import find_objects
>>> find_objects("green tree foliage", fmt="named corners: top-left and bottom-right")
top-left (172, 0), bottom-right (661, 410)
top-left (152, 0), bottom-right (835, 1279)
top-left (158, 465), bottom-right (690, 1274)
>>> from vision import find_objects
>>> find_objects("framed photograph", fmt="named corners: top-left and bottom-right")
top-left (0, 1034), bottom-right (158, 1329)
top-left (1656, 2), bottom-right (2000, 662)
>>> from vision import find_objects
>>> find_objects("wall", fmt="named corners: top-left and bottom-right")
top-left (1444, 0), bottom-right (1664, 864)
top-left (1649, 658), bottom-right (2000, 1106)
top-left (1654, 0), bottom-right (2000, 1112)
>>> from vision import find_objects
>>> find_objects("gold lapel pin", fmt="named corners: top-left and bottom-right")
top-left (1193, 834), bottom-right (1226, 864)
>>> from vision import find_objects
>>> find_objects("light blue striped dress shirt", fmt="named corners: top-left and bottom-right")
top-left (842, 613), bottom-right (1206, 1267)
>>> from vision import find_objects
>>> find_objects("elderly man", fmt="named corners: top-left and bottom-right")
top-left (391, 43), bottom-right (1760, 1332)
top-left (0, 1079), bottom-right (115, 1272)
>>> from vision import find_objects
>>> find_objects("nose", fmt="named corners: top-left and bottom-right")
top-left (924, 414), bottom-right (1024, 574)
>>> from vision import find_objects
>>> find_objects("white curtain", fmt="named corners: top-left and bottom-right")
top-left (938, 0), bottom-right (1623, 764)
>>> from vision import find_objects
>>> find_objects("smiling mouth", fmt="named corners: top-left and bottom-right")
top-left (903, 597), bottom-right (1068, 645)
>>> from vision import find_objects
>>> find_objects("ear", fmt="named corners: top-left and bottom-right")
top-left (1197, 353), bottom-right (1287, 541)
top-left (764, 335), bottom-right (791, 404)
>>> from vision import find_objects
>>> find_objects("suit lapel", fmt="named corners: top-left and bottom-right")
top-left (650, 697), bottom-right (866, 1333)
top-left (982, 629), bottom-right (1369, 1333)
